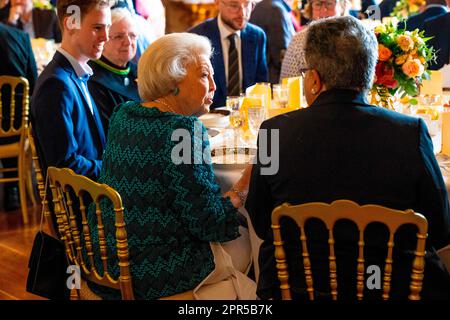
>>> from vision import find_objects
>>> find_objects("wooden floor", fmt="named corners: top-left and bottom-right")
top-left (0, 205), bottom-right (46, 300)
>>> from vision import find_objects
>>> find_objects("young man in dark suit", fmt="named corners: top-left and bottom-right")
top-left (31, 0), bottom-right (110, 181)
top-left (0, 23), bottom-right (37, 211)
top-left (189, 0), bottom-right (268, 108)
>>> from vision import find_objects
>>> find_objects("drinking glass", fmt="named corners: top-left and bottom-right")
top-left (272, 84), bottom-right (289, 108)
top-left (227, 96), bottom-right (243, 128)
top-left (247, 106), bottom-right (265, 136)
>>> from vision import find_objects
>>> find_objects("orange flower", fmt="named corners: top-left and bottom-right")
top-left (395, 54), bottom-right (409, 65)
top-left (397, 35), bottom-right (415, 52)
top-left (402, 59), bottom-right (424, 78)
top-left (378, 44), bottom-right (392, 62)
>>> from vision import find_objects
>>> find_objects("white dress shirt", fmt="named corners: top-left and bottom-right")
top-left (57, 48), bottom-right (95, 115)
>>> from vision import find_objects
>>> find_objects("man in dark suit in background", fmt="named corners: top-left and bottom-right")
top-left (0, 23), bottom-right (37, 211)
top-left (31, 0), bottom-right (110, 181)
top-left (246, 16), bottom-right (450, 300)
top-left (379, 0), bottom-right (398, 19)
top-left (425, 12), bottom-right (450, 69)
top-left (3, 0), bottom-right (61, 42)
top-left (189, 0), bottom-right (268, 108)
top-left (403, 0), bottom-right (448, 31)
top-left (250, 0), bottom-right (295, 84)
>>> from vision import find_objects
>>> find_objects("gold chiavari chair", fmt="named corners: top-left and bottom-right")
top-left (0, 75), bottom-right (37, 223)
top-left (28, 125), bottom-right (58, 236)
top-left (271, 199), bottom-right (428, 300)
top-left (47, 167), bottom-right (135, 300)
top-left (47, 167), bottom-right (195, 300)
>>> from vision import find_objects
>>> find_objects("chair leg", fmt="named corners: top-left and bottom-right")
top-left (70, 289), bottom-right (80, 300)
top-left (18, 152), bottom-right (29, 224)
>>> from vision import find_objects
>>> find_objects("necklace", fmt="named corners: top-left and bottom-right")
top-left (154, 99), bottom-right (177, 114)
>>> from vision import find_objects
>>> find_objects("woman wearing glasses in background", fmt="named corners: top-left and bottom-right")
top-left (279, 0), bottom-right (349, 81)
top-left (88, 8), bottom-right (141, 134)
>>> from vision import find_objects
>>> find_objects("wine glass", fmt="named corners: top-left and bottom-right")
top-left (247, 106), bottom-right (265, 137)
top-left (272, 84), bottom-right (289, 108)
top-left (226, 96), bottom-right (243, 143)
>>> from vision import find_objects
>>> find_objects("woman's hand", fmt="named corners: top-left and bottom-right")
top-left (224, 164), bottom-right (253, 208)
top-left (224, 190), bottom-right (243, 208)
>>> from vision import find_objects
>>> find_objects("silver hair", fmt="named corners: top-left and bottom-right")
top-left (304, 16), bottom-right (378, 92)
top-left (138, 33), bottom-right (212, 101)
top-left (110, 7), bottom-right (134, 26)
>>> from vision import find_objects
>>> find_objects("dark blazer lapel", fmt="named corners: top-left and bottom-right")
top-left (69, 71), bottom-right (92, 112)
top-left (210, 18), bottom-right (227, 100)
top-left (69, 72), bottom-right (105, 146)
top-left (240, 26), bottom-right (256, 89)
top-left (64, 61), bottom-right (106, 148)
top-left (89, 97), bottom-right (106, 148)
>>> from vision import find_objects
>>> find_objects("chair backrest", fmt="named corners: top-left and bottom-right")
top-left (47, 167), bottom-right (134, 300)
top-left (271, 199), bottom-right (428, 301)
top-left (0, 76), bottom-right (29, 138)
top-left (28, 125), bottom-right (58, 235)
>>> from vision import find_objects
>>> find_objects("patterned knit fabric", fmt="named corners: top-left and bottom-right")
top-left (279, 28), bottom-right (307, 81)
top-left (87, 101), bottom-right (240, 299)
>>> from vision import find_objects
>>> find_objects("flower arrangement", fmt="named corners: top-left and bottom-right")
top-left (371, 22), bottom-right (435, 109)
top-left (390, 0), bottom-right (425, 19)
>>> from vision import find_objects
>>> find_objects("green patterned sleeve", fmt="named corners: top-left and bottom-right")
top-left (175, 118), bottom-right (240, 242)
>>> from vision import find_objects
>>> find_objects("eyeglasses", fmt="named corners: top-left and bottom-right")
top-left (221, 0), bottom-right (256, 13)
top-left (311, 0), bottom-right (337, 9)
top-left (110, 32), bottom-right (138, 42)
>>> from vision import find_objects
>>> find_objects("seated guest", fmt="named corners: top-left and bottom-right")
top-left (250, 0), bottom-right (296, 84)
top-left (424, 12), bottom-right (450, 70)
top-left (87, 33), bottom-right (255, 299)
top-left (247, 16), bottom-right (450, 300)
top-left (31, 0), bottom-right (109, 181)
top-left (280, 0), bottom-right (348, 81)
top-left (402, 0), bottom-right (448, 31)
top-left (0, 22), bottom-right (37, 211)
top-left (88, 8), bottom-right (140, 134)
top-left (112, 0), bottom-right (161, 65)
top-left (189, 0), bottom-right (268, 109)
top-left (3, 0), bottom-right (61, 42)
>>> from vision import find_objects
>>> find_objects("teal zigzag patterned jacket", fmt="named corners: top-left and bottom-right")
top-left (87, 101), bottom-right (240, 299)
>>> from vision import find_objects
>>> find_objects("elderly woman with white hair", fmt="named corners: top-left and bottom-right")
top-left (86, 32), bottom-right (255, 300)
top-left (88, 7), bottom-right (140, 134)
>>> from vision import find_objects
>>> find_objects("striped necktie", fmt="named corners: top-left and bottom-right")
top-left (227, 33), bottom-right (240, 96)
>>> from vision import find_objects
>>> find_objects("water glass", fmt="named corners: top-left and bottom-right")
top-left (227, 96), bottom-right (243, 129)
top-left (247, 106), bottom-right (265, 136)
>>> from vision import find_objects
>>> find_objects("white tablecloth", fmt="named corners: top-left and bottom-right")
top-left (214, 163), bottom-right (263, 283)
